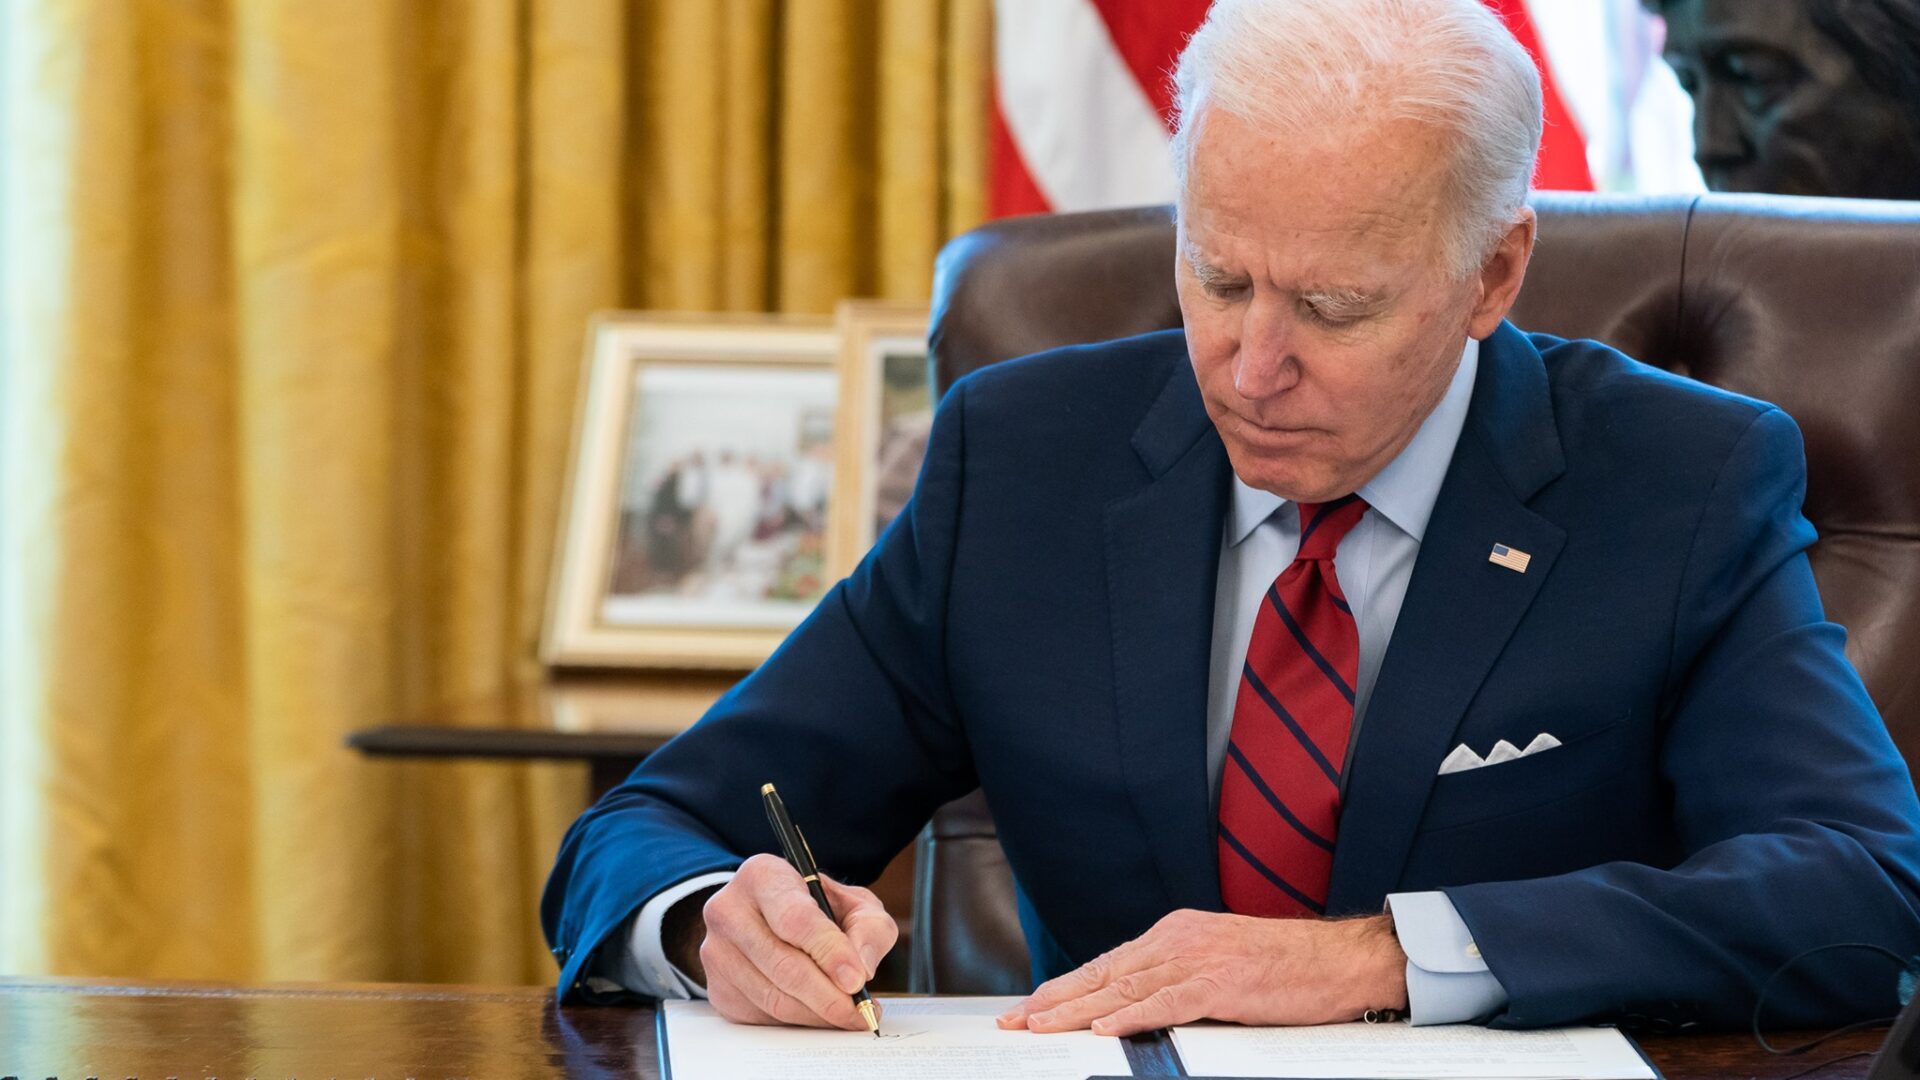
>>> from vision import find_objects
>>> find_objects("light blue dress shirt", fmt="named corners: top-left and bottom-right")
top-left (609, 339), bottom-right (1507, 1024)
top-left (1207, 338), bottom-right (1503, 1025)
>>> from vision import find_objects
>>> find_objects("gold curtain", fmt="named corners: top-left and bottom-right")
top-left (0, 0), bottom-right (989, 984)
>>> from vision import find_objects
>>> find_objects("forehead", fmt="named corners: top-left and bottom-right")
top-left (1177, 108), bottom-right (1452, 276)
top-left (1662, 0), bottom-right (1818, 52)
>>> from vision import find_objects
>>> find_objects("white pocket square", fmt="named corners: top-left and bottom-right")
top-left (1437, 732), bottom-right (1563, 775)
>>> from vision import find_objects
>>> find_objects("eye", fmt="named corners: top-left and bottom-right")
top-left (1301, 300), bottom-right (1361, 328)
top-left (1713, 47), bottom-right (1799, 111)
top-left (1722, 50), bottom-right (1790, 83)
top-left (1202, 278), bottom-right (1250, 301)
top-left (1666, 55), bottom-right (1700, 95)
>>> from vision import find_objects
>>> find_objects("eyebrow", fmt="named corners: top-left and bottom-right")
top-left (1183, 244), bottom-right (1388, 311)
top-left (1183, 246), bottom-right (1245, 288)
top-left (1300, 285), bottom-right (1387, 316)
top-left (1686, 29), bottom-right (1800, 58)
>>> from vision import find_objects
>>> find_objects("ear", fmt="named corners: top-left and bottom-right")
top-left (1466, 208), bottom-right (1537, 340)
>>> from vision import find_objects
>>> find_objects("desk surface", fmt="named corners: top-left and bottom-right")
top-left (0, 977), bottom-right (1885, 1079)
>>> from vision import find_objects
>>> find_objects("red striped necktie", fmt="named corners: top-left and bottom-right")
top-left (1217, 495), bottom-right (1370, 917)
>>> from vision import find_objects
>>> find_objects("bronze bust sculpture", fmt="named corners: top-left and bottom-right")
top-left (1643, 0), bottom-right (1920, 198)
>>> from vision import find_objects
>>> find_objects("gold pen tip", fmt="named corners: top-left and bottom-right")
top-left (761, 782), bottom-right (776, 795)
top-left (858, 999), bottom-right (880, 1034)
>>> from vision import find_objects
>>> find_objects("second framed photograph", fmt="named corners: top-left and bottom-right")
top-left (833, 301), bottom-right (934, 555)
top-left (544, 313), bottom-right (848, 669)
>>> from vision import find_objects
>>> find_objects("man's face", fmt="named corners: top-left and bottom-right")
top-left (1660, 0), bottom-right (1920, 198)
top-left (1176, 109), bottom-right (1504, 503)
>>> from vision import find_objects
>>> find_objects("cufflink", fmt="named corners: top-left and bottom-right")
top-left (1465, 942), bottom-right (1480, 959)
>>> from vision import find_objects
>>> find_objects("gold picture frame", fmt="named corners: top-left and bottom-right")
top-left (543, 312), bottom-right (849, 669)
top-left (832, 301), bottom-right (934, 555)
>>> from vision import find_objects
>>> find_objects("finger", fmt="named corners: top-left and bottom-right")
top-left (1090, 979), bottom-right (1216, 1037)
top-left (702, 937), bottom-right (777, 1025)
top-left (757, 874), bottom-right (869, 995)
top-left (1024, 961), bottom-right (1186, 1033)
top-left (822, 877), bottom-right (899, 977)
top-left (710, 867), bottom-right (867, 1029)
top-left (998, 937), bottom-right (1158, 1027)
top-left (745, 934), bottom-right (869, 1030)
top-left (999, 963), bottom-right (1111, 1028)
top-left (734, 909), bottom-right (867, 1031)
top-left (705, 936), bottom-right (843, 1028)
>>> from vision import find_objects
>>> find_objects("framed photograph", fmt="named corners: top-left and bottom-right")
top-left (544, 313), bottom-right (848, 669)
top-left (832, 301), bottom-right (934, 554)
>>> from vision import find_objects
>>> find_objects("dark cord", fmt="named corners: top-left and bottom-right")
top-left (1751, 941), bottom-right (1906, 1056)
top-left (1770, 1049), bottom-right (1874, 1080)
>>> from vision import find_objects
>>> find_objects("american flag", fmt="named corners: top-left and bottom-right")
top-left (1489, 543), bottom-right (1533, 573)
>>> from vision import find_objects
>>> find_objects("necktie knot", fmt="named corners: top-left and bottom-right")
top-left (1295, 495), bottom-right (1369, 562)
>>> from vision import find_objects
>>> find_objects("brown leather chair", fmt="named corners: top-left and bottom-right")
top-left (907, 191), bottom-right (1920, 994)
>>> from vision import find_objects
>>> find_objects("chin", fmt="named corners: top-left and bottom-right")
top-left (1224, 445), bottom-right (1346, 503)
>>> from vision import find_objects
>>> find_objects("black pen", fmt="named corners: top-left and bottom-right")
top-left (761, 782), bottom-right (881, 1035)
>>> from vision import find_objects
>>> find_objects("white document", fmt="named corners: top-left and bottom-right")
top-left (660, 995), bottom-right (1133, 1080)
top-left (1169, 1020), bottom-right (1656, 1079)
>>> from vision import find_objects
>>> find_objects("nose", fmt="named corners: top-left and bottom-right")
top-left (1232, 297), bottom-right (1302, 400)
top-left (1691, 78), bottom-right (1751, 185)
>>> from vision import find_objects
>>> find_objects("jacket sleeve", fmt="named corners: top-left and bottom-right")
top-left (540, 379), bottom-right (983, 1000)
top-left (1446, 406), bottom-right (1920, 1029)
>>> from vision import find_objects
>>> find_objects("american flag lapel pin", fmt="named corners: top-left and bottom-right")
top-left (1488, 543), bottom-right (1532, 573)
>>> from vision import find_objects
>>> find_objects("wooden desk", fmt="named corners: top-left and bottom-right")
top-left (0, 977), bottom-right (1887, 1079)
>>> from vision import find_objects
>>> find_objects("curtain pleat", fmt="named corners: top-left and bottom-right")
top-left (0, 0), bottom-right (989, 984)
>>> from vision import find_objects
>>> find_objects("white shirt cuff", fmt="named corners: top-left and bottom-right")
top-left (601, 870), bottom-right (737, 999)
top-left (1385, 890), bottom-right (1509, 1025)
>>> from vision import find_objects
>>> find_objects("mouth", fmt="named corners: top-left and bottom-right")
top-left (1231, 414), bottom-right (1320, 444)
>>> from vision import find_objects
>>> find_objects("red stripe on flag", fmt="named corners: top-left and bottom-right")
top-left (1086, 0), bottom-right (1214, 130)
top-left (1483, 0), bottom-right (1595, 191)
top-left (988, 91), bottom-right (1053, 218)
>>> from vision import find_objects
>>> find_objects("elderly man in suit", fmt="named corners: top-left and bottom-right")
top-left (542, 0), bottom-right (1920, 1034)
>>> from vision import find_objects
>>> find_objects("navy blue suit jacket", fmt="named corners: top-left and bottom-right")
top-left (543, 323), bottom-right (1920, 1028)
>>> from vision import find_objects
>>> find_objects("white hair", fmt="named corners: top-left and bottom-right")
top-left (1170, 0), bottom-right (1543, 279)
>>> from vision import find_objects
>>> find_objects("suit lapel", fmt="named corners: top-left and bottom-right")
top-left (1326, 323), bottom-right (1568, 913)
top-left (1104, 355), bottom-right (1230, 916)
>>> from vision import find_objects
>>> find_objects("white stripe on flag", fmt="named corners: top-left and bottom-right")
top-left (993, 0), bottom-right (1178, 212)
top-left (1488, 544), bottom-right (1533, 573)
top-left (1521, 0), bottom-right (1703, 193)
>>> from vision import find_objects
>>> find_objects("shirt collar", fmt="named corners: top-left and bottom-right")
top-left (1226, 336), bottom-right (1480, 547)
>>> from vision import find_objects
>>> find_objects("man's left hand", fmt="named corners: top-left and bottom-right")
top-left (995, 910), bottom-right (1409, 1036)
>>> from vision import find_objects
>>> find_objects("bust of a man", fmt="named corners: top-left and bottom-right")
top-left (1644, 0), bottom-right (1920, 198)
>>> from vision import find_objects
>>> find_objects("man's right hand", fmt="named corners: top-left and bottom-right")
top-left (670, 852), bottom-right (898, 1029)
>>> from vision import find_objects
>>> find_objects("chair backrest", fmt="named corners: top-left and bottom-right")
top-left (909, 192), bottom-right (1920, 994)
